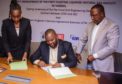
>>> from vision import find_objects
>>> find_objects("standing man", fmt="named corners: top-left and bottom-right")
top-left (76, 4), bottom-right (120, 72)
top-left (30, 29), bottom-right (77, 68)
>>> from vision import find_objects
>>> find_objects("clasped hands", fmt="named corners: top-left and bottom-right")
top-left (76, 53), bottom-right (95, 62)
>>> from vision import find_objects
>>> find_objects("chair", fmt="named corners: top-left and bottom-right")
top-left (30, 42), bottom-right (40, 55)
top-left (113, 52), bottom-right (122, 73)
top-left (0, 36), bottom-right (6, 57)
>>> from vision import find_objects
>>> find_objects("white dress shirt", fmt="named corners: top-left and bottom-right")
top-left (91, 19), bottom-right (105, 58)
top-left (15, 28), bottom-right (19, 36)
top-left (49, 46), bottom-right (58, 64)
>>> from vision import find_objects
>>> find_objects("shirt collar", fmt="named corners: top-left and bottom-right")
top-left (95, 17), bottom-right (106, 27)
top-left (49, 44), bottom-right (59, 50)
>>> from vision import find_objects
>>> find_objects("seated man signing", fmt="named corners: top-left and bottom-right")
top-left (30, 29), bottom-right (77, 68)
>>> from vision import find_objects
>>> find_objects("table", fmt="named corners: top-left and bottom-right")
top-left (0, 58), bottom-right (98, 84)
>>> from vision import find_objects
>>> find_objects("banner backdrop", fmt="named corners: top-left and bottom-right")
top-left (0, 0), bottom-right (122, 52)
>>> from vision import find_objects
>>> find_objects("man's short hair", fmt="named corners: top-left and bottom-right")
top-left (91, 4), bottom-right (105, 16)
top-left (45, 29), bottom-right (57, 36)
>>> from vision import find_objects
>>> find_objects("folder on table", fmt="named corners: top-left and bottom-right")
top-left (9, 61), bottom-right (28, 70)
top-left (48, 67), bottom-right (76, 79)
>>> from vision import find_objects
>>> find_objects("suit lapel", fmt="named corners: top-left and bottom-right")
top-left (19, 18), bottom-right (24, 37)
top-left (45, 44), bottom-right (49, 64)
top-left (10, 18), bottom-right (24, 38)
top-left (57, 40), bottom-right (62, 62)
top-left (93, 26), bottom-right (104, 45)
top-left (88, 23), bottom-right (95, 54)
top-left (10, 20), bottom-right (18, 37)
top-left (92, 18), bottom-right (107, 50)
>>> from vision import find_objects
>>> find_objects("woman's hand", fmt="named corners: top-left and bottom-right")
top-left (22, 52), bottom-right (27, 61)
top-left (7, 52), bottom-right (13, 63)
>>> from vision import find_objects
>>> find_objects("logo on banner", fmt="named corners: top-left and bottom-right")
top-left (57, 34), bottom-right (64, 40)
top-left (70, 34), bottom-right (79, 41)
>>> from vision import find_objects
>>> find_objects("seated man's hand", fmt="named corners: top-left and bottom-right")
top-left (52, 63), bottom-right (61, 68)
top-left (37, 60), bottom-right (46, 67)
top-left (76, 53), bottom-right (82, 63)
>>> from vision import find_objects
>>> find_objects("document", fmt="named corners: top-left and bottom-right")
top-left (41, 66), bottom-right (52, 72)
top-left (9, 61), bottom-right (28, 70)
top-left (48, 67), bottom-right (76, 79)
top-left (4, 75), bottom-right (32, 83)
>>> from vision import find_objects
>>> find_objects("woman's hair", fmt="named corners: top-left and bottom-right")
top-left (9, 0), bottom-right (21, 17)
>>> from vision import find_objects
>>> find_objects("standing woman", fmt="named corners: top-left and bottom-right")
top-left (1, 0), bottom-right (31, 63)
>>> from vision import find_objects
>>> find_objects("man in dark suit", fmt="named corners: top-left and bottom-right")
top-left (30, 29), bottom-right (77, 68)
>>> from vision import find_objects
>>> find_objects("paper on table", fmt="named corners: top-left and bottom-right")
top-left (48, 67), bottom-right (76, 79)
top-left (9, 61), bottom-right (28, 70)
top-left (4, 75), bottom-right (32, 83)
top-left (41, 66), bottom-right (52, 72)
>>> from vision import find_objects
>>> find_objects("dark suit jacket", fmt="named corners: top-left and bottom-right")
top-left (0, 36), bottom-right (6, 57)
top-left (1, 17), bottom-right (31, 59)
top-left (30, 40), bottom-right (77, 67)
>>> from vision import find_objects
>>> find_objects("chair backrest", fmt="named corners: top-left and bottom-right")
top-left (0, 36), bottom-right (6, 57)
top-left (113, 52), bottom-right (122, 73)
top-left (30, 42), bottom-right (40, 56)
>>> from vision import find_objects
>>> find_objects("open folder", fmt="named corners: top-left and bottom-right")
top-left (47, 67), bottom-right (76, 79)
top-left (9, 61), bottom-right (28, 70)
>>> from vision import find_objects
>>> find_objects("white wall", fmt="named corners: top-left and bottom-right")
top-left (0, 0), bottom-right (122, 52)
